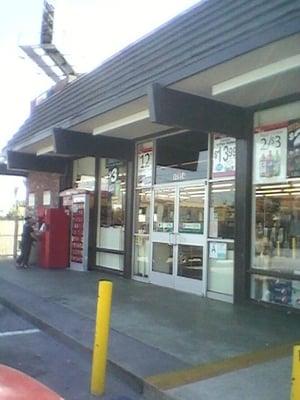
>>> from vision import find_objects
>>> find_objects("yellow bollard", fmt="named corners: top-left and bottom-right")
top-left (90, 280), bottom-right (113, 396)
top-left (291, 345), bottom-right (300, 400)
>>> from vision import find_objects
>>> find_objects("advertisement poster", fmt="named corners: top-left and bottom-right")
top-left (71, 201), bottom-right (84, 264)
top-left (137, 142), bottom-right (153, 187)
top-left (212, 137), bottom-right (236, 178)
top-left (254, 126), bottom-right (287, 184)
top-left (209, 242), bottom-right (227, 259)
top-left (287, 120), bottom-right (300, 178)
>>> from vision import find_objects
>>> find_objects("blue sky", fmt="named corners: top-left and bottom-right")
top-left (0, 0), bottom-right (200, 213)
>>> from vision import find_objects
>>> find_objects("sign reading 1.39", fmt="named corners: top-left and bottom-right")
top-left (212, 137), bottom-right (236, 178)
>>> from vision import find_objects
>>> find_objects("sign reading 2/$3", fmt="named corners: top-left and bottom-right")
top-left (254, 120), bottom-right (300, 184)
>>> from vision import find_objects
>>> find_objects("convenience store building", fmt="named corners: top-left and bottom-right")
top-left (5, 0), bottom-right (300, 309)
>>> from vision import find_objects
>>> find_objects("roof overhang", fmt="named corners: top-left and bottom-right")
top-left (148, 84), bottom-right (247, 139)
top-left (0, 162), bottom-right (27, 177)
top-left (7, 151), bottom-right (68, 174)
top-left (52, 128), bottom-right (134, 161)
top-left (10, 34), bottom-right (300, 152)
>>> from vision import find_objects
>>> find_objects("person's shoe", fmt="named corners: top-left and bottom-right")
top-left (23, 264), bottom-right (29, 269)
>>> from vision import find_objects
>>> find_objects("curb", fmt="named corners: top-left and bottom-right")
top-left (0, 295), bottom-right (174, 400)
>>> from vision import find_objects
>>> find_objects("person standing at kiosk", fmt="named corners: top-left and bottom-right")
top-left (16, 216), bottom-right (38, 268)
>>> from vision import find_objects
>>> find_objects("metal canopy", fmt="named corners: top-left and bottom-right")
top-left (53, 128), bottom-right (134, 161)
top-left (148, 84), bottom-right (248, 139)
top-left (20, 44), bottom-right (77, 83)
top-left (7, 151), bottom-right (67, 174)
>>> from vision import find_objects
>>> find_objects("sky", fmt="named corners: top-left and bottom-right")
top-left (0, 0), bottom-right (200, 214)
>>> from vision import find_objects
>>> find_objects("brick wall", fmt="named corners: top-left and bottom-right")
top-left (26, 171), bottom-right (61, 215)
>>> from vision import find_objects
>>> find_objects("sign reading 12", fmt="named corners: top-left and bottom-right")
top-left (139, 152), bottom-right (151, 169)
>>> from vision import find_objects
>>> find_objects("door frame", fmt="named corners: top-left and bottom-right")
top-left (149, 179), bottom-right (208, 295)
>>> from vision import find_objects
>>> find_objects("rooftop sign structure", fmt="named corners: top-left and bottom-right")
top-left (19, 0), bottom-right (77, 83)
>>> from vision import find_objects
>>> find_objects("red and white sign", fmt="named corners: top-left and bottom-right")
top-left (137, 142), bottom-right (153, 187)
top-left (254, 125), bottom-right (287, 184)
top-left (212, 137), bottom-right (236, 178)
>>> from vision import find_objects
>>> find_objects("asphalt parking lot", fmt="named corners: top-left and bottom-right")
top-left (0, 304), bottom-right (141, 400)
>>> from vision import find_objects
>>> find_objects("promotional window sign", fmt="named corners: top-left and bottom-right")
top-left (212, 136), bottom-right (236, 178)
top-left (254, 126), bottom-right (287, 184)
top-left (137, 142), bottom-right (153, 187)
top-left (287, 120), bottom-right (300, 178)
top-left (209, 242), bottom-right (227, 259)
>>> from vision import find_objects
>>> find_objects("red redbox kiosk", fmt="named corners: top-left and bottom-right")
top-left (39, 208), bottom-right (70, 269)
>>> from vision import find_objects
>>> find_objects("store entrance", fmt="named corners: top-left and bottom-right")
top-left (150, 181), bottom-right (206, 295)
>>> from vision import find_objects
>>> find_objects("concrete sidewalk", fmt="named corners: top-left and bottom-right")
top-left (0, 259), bottom-right (299, 399)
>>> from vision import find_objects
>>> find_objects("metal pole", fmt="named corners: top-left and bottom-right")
top-left (291, 345), bottom-right (300, 400)
top-left (90, 280), bottom-right (113, 396)
top-left (13, 197), bottom-right (19, 259)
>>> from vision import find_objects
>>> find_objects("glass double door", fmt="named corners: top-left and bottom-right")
top-left (150, 181), bottom-right (206, 295)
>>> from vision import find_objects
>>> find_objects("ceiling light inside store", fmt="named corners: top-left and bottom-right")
top-left (265, 193), bottom-right (289, 197)
top-left (212, 188), bottom-right (233, 193)
top-left (212, 183), bottom-right (234, 188)
top-left (259, 184), bottom-right (290, 189)
top-left (287, 177), bottom-right (300, 182)
top-left (256, 189), bottom-right (282, 194)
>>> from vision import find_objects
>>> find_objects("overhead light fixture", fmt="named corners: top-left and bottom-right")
top-left (212, 54), bottom-right (300, 95)
top-left (36, 145), bottom-right (54, 156)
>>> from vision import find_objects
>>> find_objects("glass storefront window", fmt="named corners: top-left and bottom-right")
top-left (152, 243), bottom-right (173, 274)
top-left (208, 242), bottom-right (234, 295)
top-left (251, 275), bottom-right (300, 308)
top-left (97, 159), bottom-right (126, 252)
top-left (253, 187), bottom-right (300, 275)
top-left (96, 252), bottom-right (124, 271)
top-left (177, 245), bottom-right (203, 280)
top-left (155, 131), bottom-right (208, 184)
top-left (153, 188), bottom-right (175, 232)
top-left (133, 236), bottom-right (150, 277)
top-left (251, 108), bottom-right (300, 308)
top-left (179, 185), bottom-right (205, 234)
top-left (135, 190), bottom-right (151, 234)
top-left (208, 182), bottom-right (235, 239)
top-left (73, 157), bottom-right (95, 190)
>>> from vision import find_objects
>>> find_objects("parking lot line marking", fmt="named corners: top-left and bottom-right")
top-left (146, 342), bottom-right (294, 391)
top-left (0, 329), bottom-right (40, 338)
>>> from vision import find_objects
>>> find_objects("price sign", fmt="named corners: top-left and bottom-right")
top-left (212, 137), bottom-right (236, 178)
top-left (137, 142), bottom-right (153, 187)
top-left (254, 126), bottom-right (287, 184)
